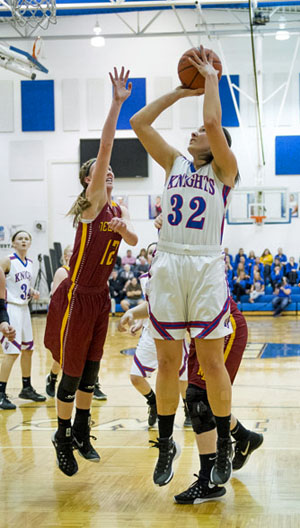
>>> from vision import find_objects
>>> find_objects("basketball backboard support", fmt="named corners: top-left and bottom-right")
top-left (0, 41), bottom-right (48, 79)
top-left (226, 187), bottom-right (291, 225)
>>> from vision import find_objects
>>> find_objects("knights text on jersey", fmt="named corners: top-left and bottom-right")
top-left (159, 156), bottom-right (232, 248)
top-left (68, 202), bottom-right (122, 290)
top-left (6, 253), bottom-right (33, 305)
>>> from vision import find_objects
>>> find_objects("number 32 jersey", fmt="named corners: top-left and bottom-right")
top-left (6, 254), bottom-right (33, 305)
top-left (159, 156), bottom-right (232, 249)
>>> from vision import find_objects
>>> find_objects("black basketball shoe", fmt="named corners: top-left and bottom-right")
top-left (52, 429), bottom-right (78, 477)
top-left (150, 436), bottom-right (181, 486)
top-left (0, 392), bottom-right (16, 410)
top-left (174, 474), bottom-right (226, 504)
top-left (210, 437), bottom-right (233, 486)
top-left (19, 386), bottom-right (46, 402)
top-left (73, 429), bottom-right (100, 462)
top-left (233, 432), bottom-right (264, 471)
top-left (93, 382), bottom-right (107, 401)
top-left (147, 403), bottom-right (157, 427)
top-left (45, 374), bottom-right (57, 398)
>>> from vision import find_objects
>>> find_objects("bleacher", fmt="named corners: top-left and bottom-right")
top-left (237, 285), bottom-right (300, 315)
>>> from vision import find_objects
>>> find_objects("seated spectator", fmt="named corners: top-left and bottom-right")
top-left (225, 257), bottom-right (234, 291)
top-left (115, 255), bottom-right (122, 269)
top-left (234, 248), bottom-right (247, 269)
top-left (250, 258), bottom-right (264, 280)
top-left (224, 247), bottom-right (233, 266)
top-left (271, 258), bottom-right (282, 273)
top-left (136, 248), bottom-right (147, 264)
top-left (134, 256), bottom-right (149, 277)
top-left (247, 250), bottom-right (256, 273)
top-left (270, 265), bottom-right (283, 288)
top-left (260, 248), bottom-right (273, 283)
top-left (234, 262), bottom-right (250, 281)
top-left (238, 255), bottom-right (250, 275)
top-left (120, 277), bottom-right (144, 312)
top-left (272, 277), bottom-right (291, 317)
top-left (285, 257), bottom-right (298, 285)
top-left (249, 270), bottom-right (265, 303)
top-left (233, 270), bottom-right (251, 302)
top-left (118, 263), bottom-right (134, 289)
top-left (109, 269), bottom-right (125, 304)
top-left (122, 249), bottom-right (136, 267)
top-left (275, 247), bottom-right (288, 265)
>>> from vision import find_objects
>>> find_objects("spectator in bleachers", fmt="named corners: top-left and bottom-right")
top-left (122, 249), bottom-right (136, 267)
top-left (249, 270), bottom-right (265, 303)
top-left (246, 250), bottom-right (256, 274)
top-left (285, 256), bottom-right (298, 285)
top-left (270, 265), bottom-right (284, 289)
top-left (275, 247), bottom-right (288, 265)
top-left (224, 247), bottom-right (233, 266)
top-left (272, 277), bottom-right (291, 317)
top-left (250, 258), bottom-right (264, 280)
top-left (109, 269), bottom-right (125, 304)
top-left (136, 248), bottom-right (147, 264)
top-left (120, 277), bottom-right (144, 312)
top-left (234, 261), bottom-right (250, 282)
top-left (118, 263), bottom-right (134, 289)
top-left (134, 256), bottom-right (149, 277)
top-left (234, 248), bottom-right (247, 269)
top-left (225, 255), bottom-right (234, 291)
top-left (260, 248), bottom-right (273, 284)
top-left (233, 270), bottom-right (251, 302)
top-left (115, 255), bottom-right (122, 269)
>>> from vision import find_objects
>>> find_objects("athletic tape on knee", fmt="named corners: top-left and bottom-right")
top-left (186, 385), bottom-right (216, 435)
top-left (57, 373), bottom-right (80, 403)
top-left (0, 299), bottom-right (9, 324)
top-left (78, 360), bottom-right (100, 393)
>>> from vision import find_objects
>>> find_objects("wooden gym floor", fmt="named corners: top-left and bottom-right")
top-left (1, 314), bottom-right (300, 528)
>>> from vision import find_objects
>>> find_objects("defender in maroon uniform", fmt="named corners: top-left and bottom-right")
top-left (45, 67), bottom-right (138, 477)
top-left (174, 298), bottom-right (264, 504)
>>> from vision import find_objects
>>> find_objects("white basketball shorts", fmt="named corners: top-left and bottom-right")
top-left (0, 303), bottom-right (34, 355)
top-left (130, 326), bottom-right (189, 380)
top-left (147, 251), bottom-right (232, 340)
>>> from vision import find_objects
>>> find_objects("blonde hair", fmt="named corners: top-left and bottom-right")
top-left (67, 159), bottom-right (96, 226)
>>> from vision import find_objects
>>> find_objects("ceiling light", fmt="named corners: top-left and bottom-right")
top-left (90, 20), bottom-right (105, 47)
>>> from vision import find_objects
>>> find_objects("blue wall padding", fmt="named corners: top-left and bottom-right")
top-left (219, 75), bottom-right (240, 127)
top-left (21, 80), bottom-right (55, 132)
top-left (117, 78), bottom-right (146, 130)
top-left (275, 136), bottom-right (300, 175)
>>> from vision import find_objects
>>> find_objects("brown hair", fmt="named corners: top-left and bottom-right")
top-left (67, 158), bottom-right (96, 226)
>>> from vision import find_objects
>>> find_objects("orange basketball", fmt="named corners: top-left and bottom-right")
top-left (178, 47), bottom-right (222, 90)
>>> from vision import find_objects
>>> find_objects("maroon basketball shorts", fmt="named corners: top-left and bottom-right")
top-left (44, 279), bottom-right (111, 377)
top-left (188, 309), bottom-right (248, 389)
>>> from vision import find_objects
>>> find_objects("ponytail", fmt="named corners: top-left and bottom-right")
top-left (67, 158), bottom-right (96, 227)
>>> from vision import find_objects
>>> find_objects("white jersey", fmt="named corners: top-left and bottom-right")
top-left (158, 156), bottom-right (232, 253)
top-left (6, 253), bottom-right (33, 305)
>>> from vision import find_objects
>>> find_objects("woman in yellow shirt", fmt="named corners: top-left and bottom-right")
top-left (260, 248), bottom-right (273, 283)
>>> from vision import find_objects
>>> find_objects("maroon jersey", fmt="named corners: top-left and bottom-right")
top-left (188, 298), bottom-right (248, 389)
top-left (69, 201), bottom-right (122, 289)
top-left (44, 201), bottom-right (122, 376)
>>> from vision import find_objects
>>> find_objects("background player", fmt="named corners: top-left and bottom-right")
top-left (45, 245), bottom-right (107, 400)
top-left (118, 269), bottom-right (191, 429)
top-left (0, 230), bottom-right (46, 410)
top-left (44, 67), bottom-right (137, 477)
top-left (130, 46), bottom-right (238, 487)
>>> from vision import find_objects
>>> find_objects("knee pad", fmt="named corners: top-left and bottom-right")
top-left (186, 384), bottom-right (216, 435)
top-left (78, 360), bottom-right (100, 393)
top-left (57, 373), bottom-right (80, 403)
